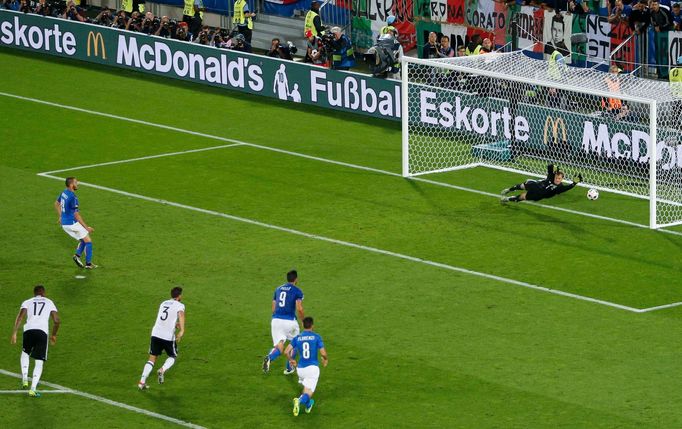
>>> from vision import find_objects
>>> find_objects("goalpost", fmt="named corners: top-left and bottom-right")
top-left (401, 51), bottom-right (682, 229)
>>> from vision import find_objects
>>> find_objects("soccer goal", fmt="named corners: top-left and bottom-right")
top-left (401, 51), bottom-right (682, 229)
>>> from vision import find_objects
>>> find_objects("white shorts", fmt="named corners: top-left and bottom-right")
top-left (297, 365), bottom-right (320, 392)
top-left (61, 223), bottom-right (89, 240)
top-left (271, 318), bottom-right (299, 346)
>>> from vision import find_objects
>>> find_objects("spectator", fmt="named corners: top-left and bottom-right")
top-left (602, 64), bottom-right (623, 116)
top-left (330, 27), bottom-right (355, 70)
top-left (650, 0), bottom-right (673, 78)
top-left (305, 29), bottom-right (326, 66)
top-left (62, 0), bottom-right (85, 21)
top-left (18, 0), bottom-right (30, 13)
top-left (608, 0), bottom-right (633, 24)
top-left (126, 11), bottom-right (143, 32)
top-left (438, 35), bottom-right (455, 57)
top-left (423, 32), bottom-right (438, 59)
top-left (233, 0), bottom-right (255, 44)
top-left (155, 16), bottom-right (175, 38)
top-left (111, 10), bottom-right (128, 29)
top-left (568, 0), bottom-right (591, 15)
top-left (32, 0), bottom-right (51, 16)
top-left (480, 38), bottom-right (493, 53)
top-left (456, 45), bottom-right (466, 57)
top-left (174, 22), bottom-right (191, 41)
top-left (140, 12), bottom-right (158, 35)
top-left (629, 1), bottom-right (650, 33)
top-left (380, 15), bottom-right (398, 38)
top-left (673, 3), bottom-right (682, 29)
top-left (231, 33), bottom-right (252, 53)
top-left (94, 7), bottom-right (114, 26)
top-left (650, 0), bottom-right (674, 31)
top-left (304, 0), bottom-right (325, 37)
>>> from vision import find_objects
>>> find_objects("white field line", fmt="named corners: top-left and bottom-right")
top-left (37, 172), bottom-right (643, 313)
top-left (41, 143), bottom-right (244, 174)
top-left (0, 369), bottom-right (207, 429)
top-left (0, 389), bottom-right (71, 394)
top-left (4, 90), bottom-right (680, 238)
top-left (637, 301), bottom-right (682, 313)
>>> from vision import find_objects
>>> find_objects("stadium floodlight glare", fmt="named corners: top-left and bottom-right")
top-left (401, 51), bottom-right (682, 229)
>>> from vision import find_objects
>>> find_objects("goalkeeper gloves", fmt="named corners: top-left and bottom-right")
top-left (574, 174), bottom-right (583, 184)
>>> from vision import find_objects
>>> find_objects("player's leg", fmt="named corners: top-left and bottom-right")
top-left (264, 319), bottom-right (287, 373)
top-left (158, 340), bottom-right (178, 384)
top-left (295, 366), bottom-right (319, 414)
top-left (139, 337), bottom-right (160, 389)
top-left (501, 182), bottom-right (528, 195)
top-left (20, 331), bottom-right (33, 389)
top-left (28, 331), bottom-right (48, 397)
top-left (505, 192), bottom-right (528, 203)
top-left (73, 239), bottom-right (86, 268)
top-left (82, 235), bottom-right (96, 269)
top-left (284, 321), bottom-right (300, 375)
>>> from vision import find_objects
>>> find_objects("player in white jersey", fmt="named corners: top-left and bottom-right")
top-left (10, 285), bottom-right (60, 398)
top-left (138, 287), bottom-right (185, 390)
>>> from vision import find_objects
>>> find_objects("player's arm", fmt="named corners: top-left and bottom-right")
top-left (547, 163), bottom-right (557, 180)
top-left (176, 311), bottom-right (185, 342)
top-left (271, 299), bottom-right (276, 315)
top-left (319, 347), bottom-right (328, 367)
top-left (74, 212), bottom-right (94, 233)
top-left (54, 199), bottom-right (62, 223)
top-left (10, 308), bottom-right (27, 344)
top-left (296, 299), bottom-right (304, 320)
top-left (50, 311), bottom-right (60, 345)
top-left (284, 343), bottom-right (297, 368)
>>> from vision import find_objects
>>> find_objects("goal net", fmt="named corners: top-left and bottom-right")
top-left (401, 51), bottom-right (682, 229)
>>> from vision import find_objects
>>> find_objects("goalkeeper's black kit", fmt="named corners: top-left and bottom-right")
top-left (523, 164), bottom-right (576, 201)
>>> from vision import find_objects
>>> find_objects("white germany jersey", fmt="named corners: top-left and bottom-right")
top-left (151, 299), bottom-right (185, 341)
top-left (21, 296), bottom-right (58, 335)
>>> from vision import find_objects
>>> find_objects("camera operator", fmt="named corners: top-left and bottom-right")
top-left (62, 0), bottom-right (85, 21)
top-left (230, 33), bottom-right (252, 52)
top-left (94, 7), bottom-right (114, 26)
top-left (211, 28), bottom-right (230, 48)
top-left (126, 11), bottom-right (143, 32)
top-left (111, 10), bottom-right (128, 29)
top-left (267, 38), bottom-right (297, 60)
top-left (330, 26), bottom-right (355, 70)
top-left (174, 22), bottom-right (191, 41)
top-left (194, 25), bottom-right (212, 45)
top-left (32, 0), bottom-right (52, 16)
top-left (305, 30), bottom-right (327, 66)
top-left (140, 12), bottom-right (159, 35)
top-left (155, 16), bottom-right (175, 38)
top-left (18, 0), bottom-right (30, 12)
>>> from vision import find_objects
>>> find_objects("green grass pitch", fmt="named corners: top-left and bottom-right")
top-left (2, 47), bottom-right (682, 428)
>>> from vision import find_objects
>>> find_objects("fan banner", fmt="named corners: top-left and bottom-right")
top-left (543, 10), bottom-right (573, 64)
top-left (516, 6), bottom-right (544, 56)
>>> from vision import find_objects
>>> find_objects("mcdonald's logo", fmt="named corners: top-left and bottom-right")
top-left (87, 31), bottom-right (106, 59)
top-left (543, 115), bottom-right (567, 146)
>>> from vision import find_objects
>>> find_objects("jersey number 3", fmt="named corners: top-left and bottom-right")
top-left (160, 306), bottom-right (170, 321)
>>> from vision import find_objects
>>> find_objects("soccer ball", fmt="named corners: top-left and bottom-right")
top-left (587, 188), bottom-right (599, 200)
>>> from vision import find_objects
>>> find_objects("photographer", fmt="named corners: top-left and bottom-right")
top-left (230, 33), bottom-right (252, 53)
top-left (267, 38), bottom-right (296, 60)
top-left (330, 27), bottom-right (355, 70)
top-left (304, 29), bottom-right (326, 66)
top-left (194, 26), bottom-right (211, 45)
top-left (141, 12), bottom-right (159, 35)
top-left (155, 16), bottom-right (175, 38)
top-left (62, 0), bottom-right (85, 21)
top-left (18, 0), bottom-right (29, 13)
top-left (174, 22), bottom-right (191, 41)
top-left (94, 7), bottom-right (114, 27)
top-left (126, 11), bottom-right (143, 32)
top-left (212, 29), bottom-right (230, 48)
top-left (111, 10), bottom-right (128, 29)
top-left (32, 0), bottom-right (52, 16)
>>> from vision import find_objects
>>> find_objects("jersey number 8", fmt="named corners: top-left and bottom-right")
top-left (302, 342), bottom-right (310, 359)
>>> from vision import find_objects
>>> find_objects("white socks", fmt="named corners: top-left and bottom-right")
top-left (20, 352), bottom-right (29, 384)
top-left (140, 361), bottom-right (154, 383)
top-left (30, 360), bottom-right (43, 391)
top-left (160, 357), bottom-right (175, 374)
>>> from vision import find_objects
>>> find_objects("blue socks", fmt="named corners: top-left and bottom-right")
top-left (75, 240), bottom-right (86, 257)
top-left (268, 348), bottom-right (281, 361)
top-left (84, 242), bottom-right (93, 263)
top-left (299, 393), bottom-right (310, 407)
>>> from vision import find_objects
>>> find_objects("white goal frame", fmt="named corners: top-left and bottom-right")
top-left (400, 55), bottom-right (672, 229)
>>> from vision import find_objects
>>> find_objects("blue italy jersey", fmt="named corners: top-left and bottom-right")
top-left (272, 283), bottom-right (303, 321)
top-left (291, 331), bottom-right (324, 369)
top-left (57, 189), bottom-right (79, 225)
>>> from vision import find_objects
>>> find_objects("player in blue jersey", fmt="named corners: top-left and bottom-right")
top-left (285, 316), bottom-right (328, 416)
top-left (53, 177), bottom-right (97, 269)
top-left (262, 270), bottom-right (304, 375)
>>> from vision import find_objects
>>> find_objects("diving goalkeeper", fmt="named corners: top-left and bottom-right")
top-left (501, 164), bottom-right (582, 203)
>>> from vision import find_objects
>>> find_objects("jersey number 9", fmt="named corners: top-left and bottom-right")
top-left (278, 291), bottom-right (287, 307)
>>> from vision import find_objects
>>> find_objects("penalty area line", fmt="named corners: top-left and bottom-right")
top-left (38, 172), bottom-right (644, 314)
top-left (0, 369), bottom-right (207, 429)
top-left (5, 90), bottom-right (678, 238)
